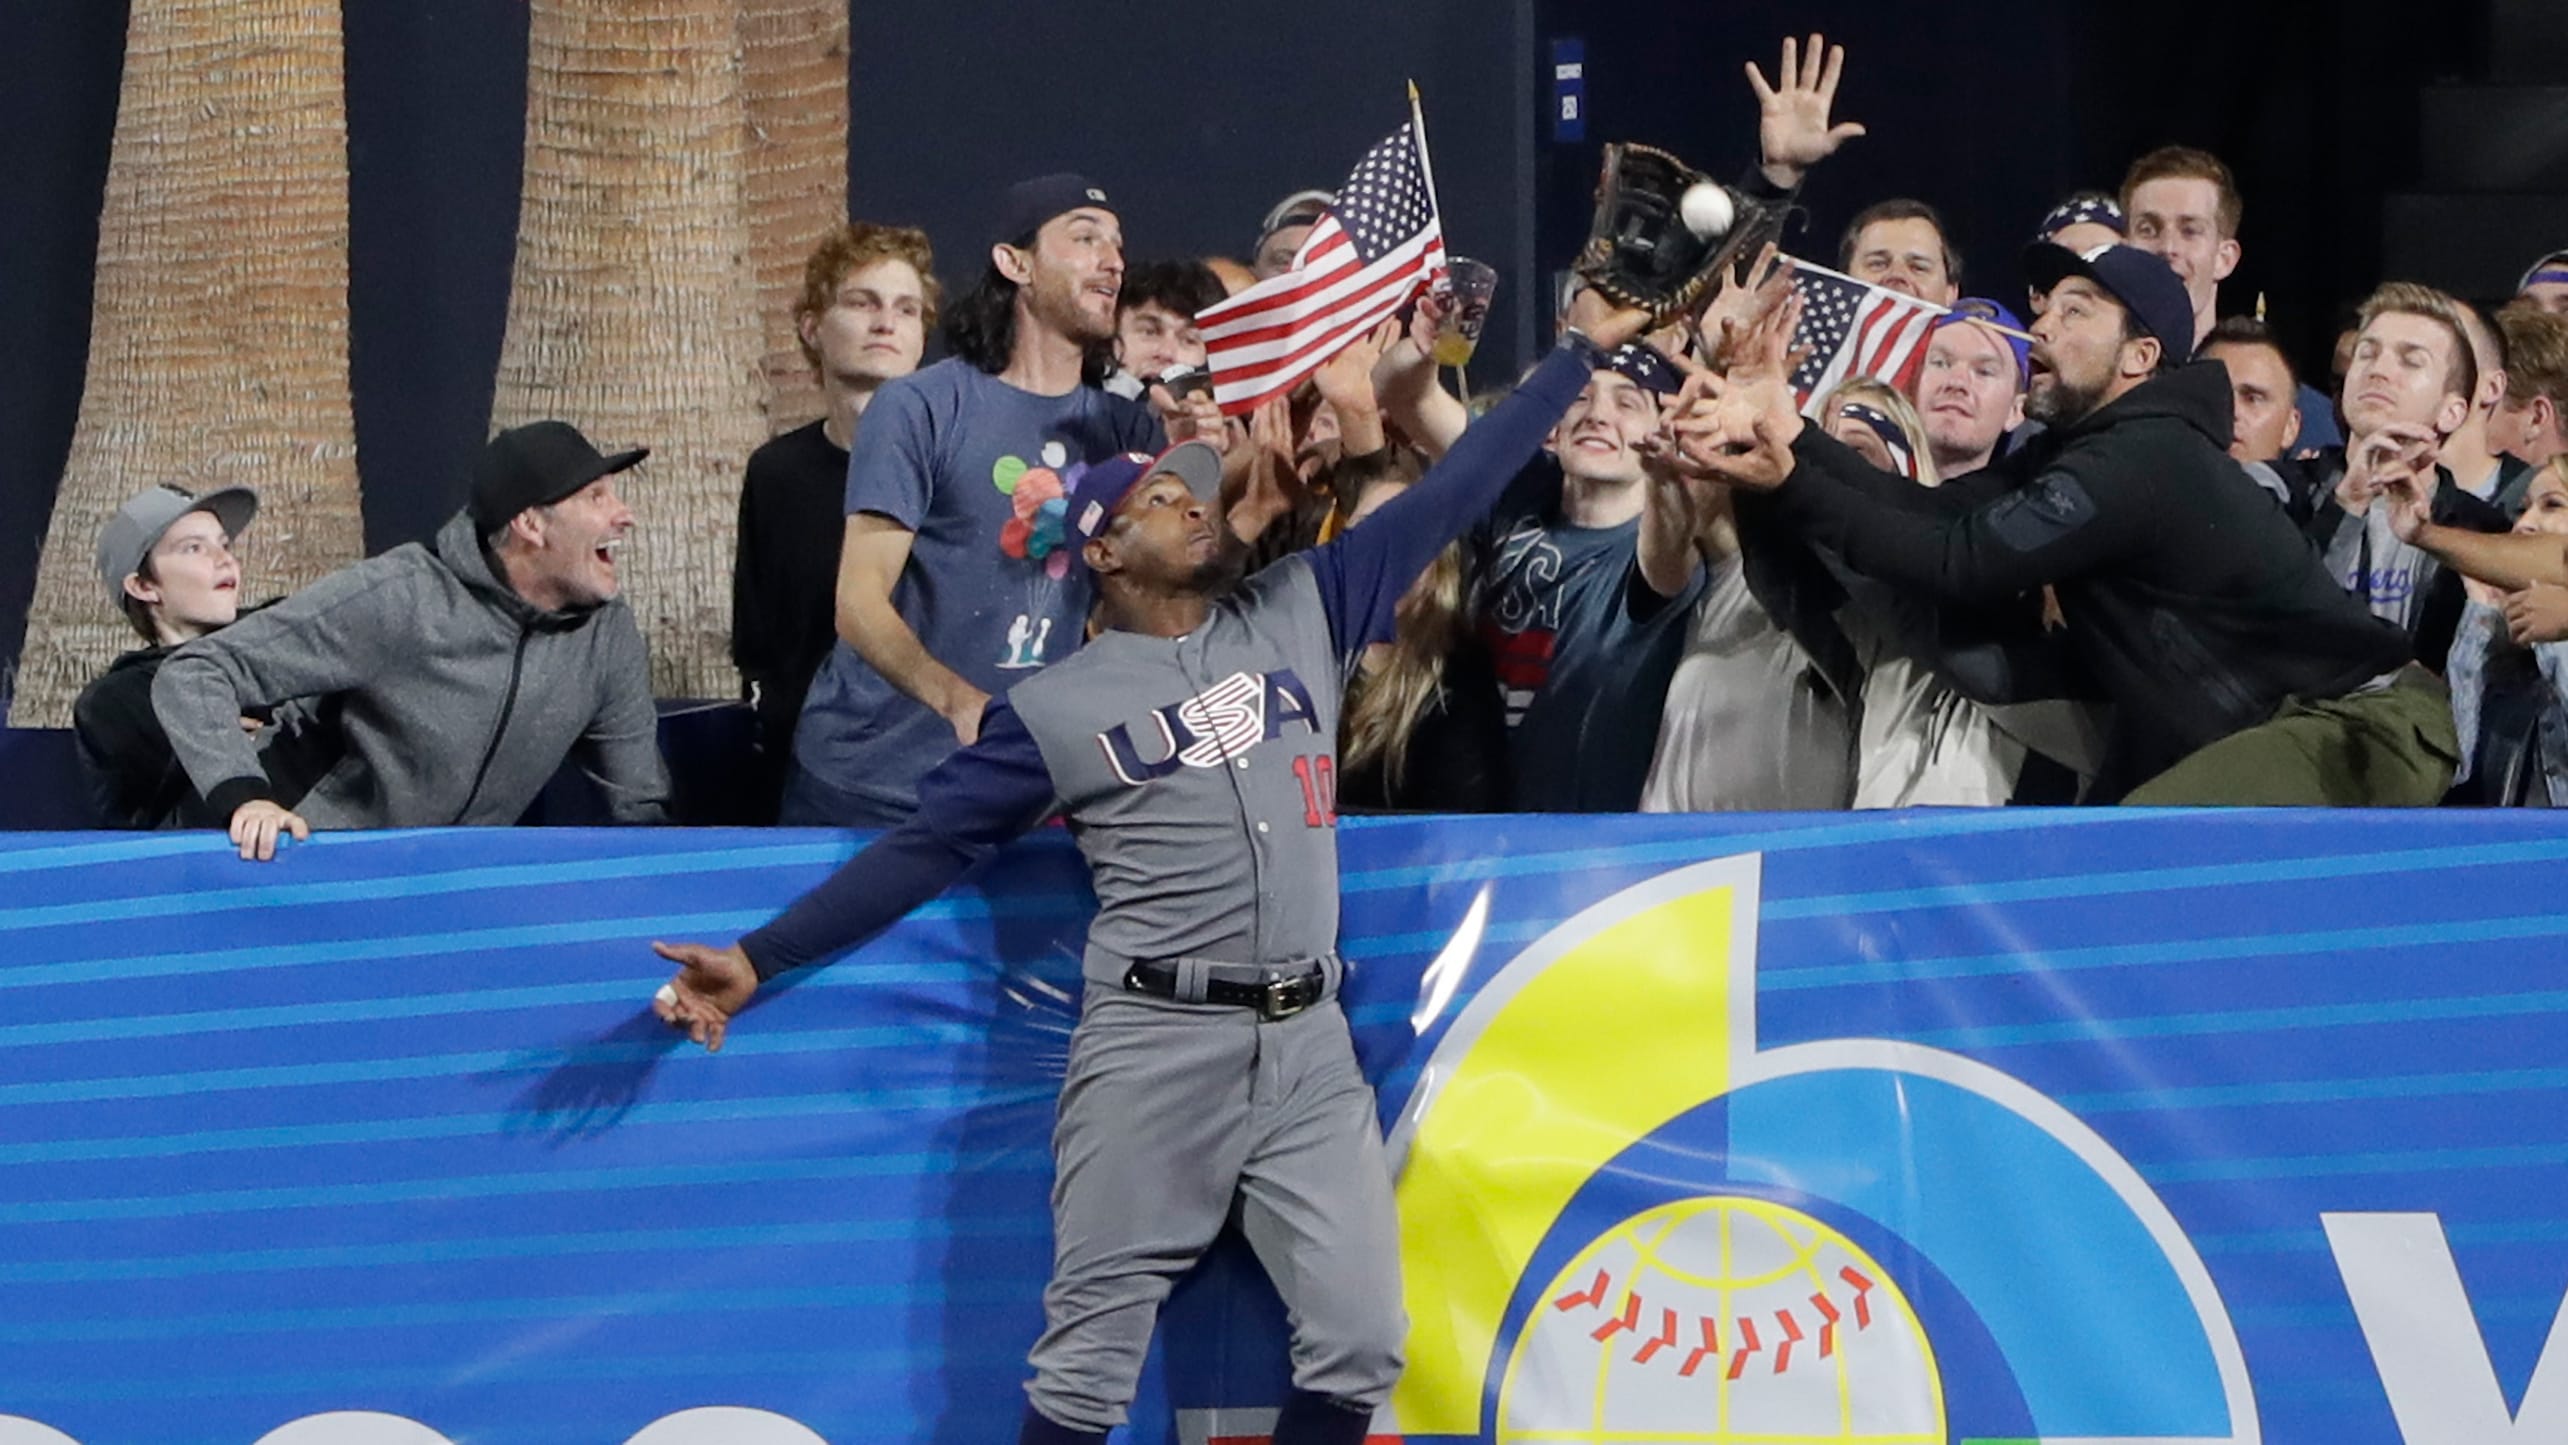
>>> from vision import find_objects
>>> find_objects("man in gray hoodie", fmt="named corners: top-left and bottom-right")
top-left (154, 420), bottom-right (673, 859)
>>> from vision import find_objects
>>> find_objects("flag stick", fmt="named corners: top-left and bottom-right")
top-left (1410, 81), bottom-right (1465, 401)
top-left (1408, 81), bottom-right (1444, 235)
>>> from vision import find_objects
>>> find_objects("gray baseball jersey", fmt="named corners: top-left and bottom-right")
top-left (1007, 559), bottom-right (1344, 979)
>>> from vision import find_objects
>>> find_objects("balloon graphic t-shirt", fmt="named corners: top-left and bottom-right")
top-left (790, 357), bottom-right (1160, 824)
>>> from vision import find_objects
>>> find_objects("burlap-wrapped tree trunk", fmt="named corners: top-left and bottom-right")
top-left (490, 0), bottom-right (769, 700)
top-left (742, 0), bottom-right (850, 434)
top-left (10, 0), bottom-right (365, 727)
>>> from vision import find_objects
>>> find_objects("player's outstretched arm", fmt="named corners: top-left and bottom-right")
top-left (1306, 288), bottom-right (1652, 653)
top-left (649, 699), bottom-right (1055, 1051)
top-left (650, 940), bottom-right (756, 1052)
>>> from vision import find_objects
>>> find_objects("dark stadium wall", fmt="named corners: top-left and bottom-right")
top-left (0, 0), bottom-right (1535, 702)
top-left (0, 1), bottom-right (2460, 707)
top-left (1531, 0), bottom-right (2469, 378)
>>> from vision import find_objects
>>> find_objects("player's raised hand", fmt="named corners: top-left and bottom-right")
top-left (651, 940), bottom-right (758, 1053)
top-left (1563, 283), bottom-right (1654, 352)
top-left (1750, 33), bottom-right (1866, 189)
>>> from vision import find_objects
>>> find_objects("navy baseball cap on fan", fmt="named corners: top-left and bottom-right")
top-left (469, 420), bottom-right (648, 537)
top-left (2023, 242), bottom-right (2196, 367)
top-left (995, 173), bottom-right (1113, 248)
top-left (1065, 440), bottom-right (1227, 567)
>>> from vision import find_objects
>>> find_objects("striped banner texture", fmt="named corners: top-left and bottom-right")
top-left (1, 811), bottom-right (2563, 1443)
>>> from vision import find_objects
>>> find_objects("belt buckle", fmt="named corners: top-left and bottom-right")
top-left (1260, 971), bottom-right (1319, 1021)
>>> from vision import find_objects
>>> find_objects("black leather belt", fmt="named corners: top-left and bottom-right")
top-left (1121, 959), bottom-right (1327, 1020)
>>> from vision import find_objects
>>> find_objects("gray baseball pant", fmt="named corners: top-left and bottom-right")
top-left (1023, 982), bottom-right (1406, 1432)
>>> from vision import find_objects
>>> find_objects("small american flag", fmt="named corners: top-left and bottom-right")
top-left (1200, 115), bottom-right (1448, 416)
top-left (1787, 260), bottom-right (1949, 417)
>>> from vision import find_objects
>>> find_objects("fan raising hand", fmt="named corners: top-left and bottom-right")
top-left (1750, 34), bottom-right (1867, 190)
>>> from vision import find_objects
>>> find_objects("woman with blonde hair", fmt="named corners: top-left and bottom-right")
top-left (2444, 457), bottom-right (2568, 804)
top-left (1334, 470), bottom-right (1511, 812)
top-left (1810, 377), bottom-right (2039, 807)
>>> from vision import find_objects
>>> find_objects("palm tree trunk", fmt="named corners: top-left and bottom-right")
top-left (742, 0), bottom-right (851, 434)
top-left (490, 0), bottom-right (770, 700)
top-left (10, 0), bottom-right (363, 727)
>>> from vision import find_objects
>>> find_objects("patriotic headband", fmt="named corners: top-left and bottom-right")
top-left (2528, 268), bottom-right (2568, 290)
top-left (2037, 195), bottom-right (2126, 243)
top-left (1833, 401), bottom-right (1917, 480)
top-left (1605, 342), bottom-right (1684, 397)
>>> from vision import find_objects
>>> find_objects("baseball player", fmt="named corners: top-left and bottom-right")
top-left (652, 292), bottom-right (1651, 1444)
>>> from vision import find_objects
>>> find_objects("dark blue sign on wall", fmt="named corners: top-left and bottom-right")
top-left (1550, 37), bottom-right (1585, 143)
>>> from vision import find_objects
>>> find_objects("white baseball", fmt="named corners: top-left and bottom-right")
top-left (1679, 182), bottom-right (1734, 240)
top-left (655, 983), bottom-right (678, 1009)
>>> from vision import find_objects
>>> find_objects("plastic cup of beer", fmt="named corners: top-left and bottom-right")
top-left (1433, 258), bottom-right (1498, 366)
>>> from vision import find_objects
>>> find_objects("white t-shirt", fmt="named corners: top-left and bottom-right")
top-left (1641, 555), bottom-right (1854, 812)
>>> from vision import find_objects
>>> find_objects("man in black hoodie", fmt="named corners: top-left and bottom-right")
top-left (1677, 243), bottom-right (2445, 804)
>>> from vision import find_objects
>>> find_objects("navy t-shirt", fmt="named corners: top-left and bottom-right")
top-left (1477, 459), bottom-right (1706, 811)
top-left (790, 357), bottom-right (1159, 824)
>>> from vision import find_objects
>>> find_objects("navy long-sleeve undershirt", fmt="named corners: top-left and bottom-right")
top-left (736, 338), bottom-right (1600, 979)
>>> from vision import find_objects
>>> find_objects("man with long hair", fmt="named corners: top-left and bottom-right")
top-left (787, 175), bottom-right (1181, 827)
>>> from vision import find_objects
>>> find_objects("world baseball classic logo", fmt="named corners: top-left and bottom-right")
top-left (1366, 853), bottom-right (2260, 1445)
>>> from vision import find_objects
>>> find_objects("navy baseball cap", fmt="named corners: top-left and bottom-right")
top-left (995, 173), bottom-right (1113, 248)
top-left (1065, 440), bottom-right (1226, 568)
top-left (2023, 242), bottom-right (2195, 367)
top-left (1931, 297), bottom-right (2033, 385)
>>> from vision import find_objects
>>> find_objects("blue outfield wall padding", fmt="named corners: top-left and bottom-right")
top-left (1, 811), bottom-right (2564, 1445)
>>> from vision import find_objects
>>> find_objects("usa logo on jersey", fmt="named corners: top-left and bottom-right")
top-left (1095, 668), bottom-right (1321, 785)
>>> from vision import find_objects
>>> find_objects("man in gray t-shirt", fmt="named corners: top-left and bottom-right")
top-left (784, 173), bottom-right (1179, 827)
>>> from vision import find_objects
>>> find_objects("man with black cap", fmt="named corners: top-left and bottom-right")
top-left (1477, 339), bottom-right (1719, 811)
top-left (649, 291), bottom-right (1659, 1444)
top-left (152, 420), bottom-right (671, 858)
top-left (1681, 242), bottom-right (2450, 805)
top-left (789, 171), bottom-right (1180, 828)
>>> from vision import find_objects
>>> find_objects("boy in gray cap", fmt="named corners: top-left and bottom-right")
top-left (152, 420), bottom-right (671, 859)
top-left (74, 484), bottom-right (330, 828)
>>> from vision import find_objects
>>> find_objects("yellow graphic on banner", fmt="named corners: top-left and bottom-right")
top-left (1497, 1196), bottom-right (1943, 1444)
top-left (1390, 874), bottom-right (1746, 1435)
